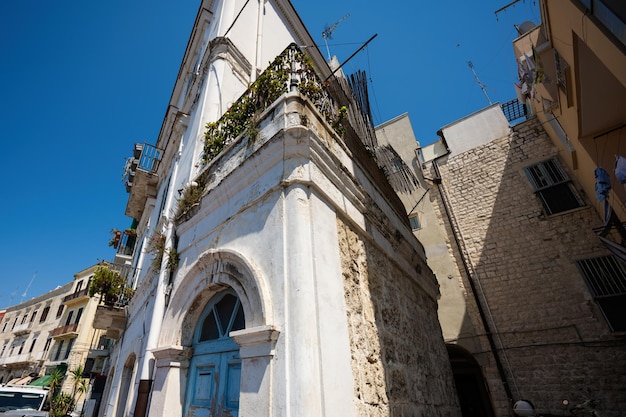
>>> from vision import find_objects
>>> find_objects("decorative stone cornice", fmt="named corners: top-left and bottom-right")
top-left (151, 345), bottom-right (193, 368)
top-left (231, 325), bottom-right (280, 359)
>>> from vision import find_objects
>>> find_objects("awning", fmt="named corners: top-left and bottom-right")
top-left (6, 376), bottom-right (33, 385)
top-left (29, 375), bottom-right (52, 387)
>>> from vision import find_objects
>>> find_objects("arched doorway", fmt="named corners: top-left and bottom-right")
top-left (447, 344), bottom-right (495, 417)
top-left (185, 289), bottom-right (245, 417)
top-left (116, 354), bottom-right (136, 417)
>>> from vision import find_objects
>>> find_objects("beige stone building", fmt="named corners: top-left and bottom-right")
top-left (377, 103), bottom-right (626, 417)
top-left (0, 283), bottom-right (72, 385)
top-left (0, 265), bottom-right (115, 415)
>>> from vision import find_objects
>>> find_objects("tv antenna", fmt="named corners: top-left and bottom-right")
top-left (468, 61), bottom-right (492, 105)
top-left (21, 273), bottom-right (37, 303)
top-left (322, 13), bottom-right (350, 60)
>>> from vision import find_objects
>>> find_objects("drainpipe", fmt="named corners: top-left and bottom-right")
top-left (431, 158), bottom-right (515, 404)
top-left (252, 0), bottom-right (265, 82)
top-left (133, 139), bottom-right (184, 417)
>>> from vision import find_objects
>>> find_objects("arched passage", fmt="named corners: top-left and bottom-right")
top-left (447, 344), bottom-right (495, 417)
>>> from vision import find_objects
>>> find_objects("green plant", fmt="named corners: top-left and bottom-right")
top-left (148, 232), bottom-right (166, 271)
top-left (47, 366), bottom-right (87, 417)
top-left (108, 229), bottom-right (121, 248)
top-left (202, 45), bottom-right (348, 166)
top-left (89, 265), bottom-right (126, 305)
top-left (166, 247), bottom-right (180, 272)
top-left (175, 181), bottom-right (205, 219)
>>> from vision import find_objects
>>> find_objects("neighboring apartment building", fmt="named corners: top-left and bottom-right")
top-left (0, 282), bottom-right (72, 385)
top-left (0, 266), bottom-right (114, 416)
top-left (513, 0), bottom-right (626, 260)
top-left (95, 1), bottom-right (461, 416)
top-left (377, 104), bottom-right (626, 417)
top-left (47, 264), bottom-right (112, 415)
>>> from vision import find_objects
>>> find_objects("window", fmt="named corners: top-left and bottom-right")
top-left (75, 280), bottom-right (83, 292)
top-left (43, 338), bottom-right (52, 353)
top-left (65, 311), bottom-right (74, 326)
top-left (53, 340), bottom-right (64, 361)
top-left (2, 321), bottom-right (7, 332)
top-left (40, 306), bottom-right (50, 323)
top-left (554, 49), bottom-right (573, 108)
top-left (64, 338), bottom-right (74, 360)
top-left (21, 314), bottom-right (28, 325)
top-left (524, 159), bottom-right (583, 215)
top-left (56, 305), bottom-right (64, 318)
top-left (29, 339), bottom-right (37, 353)
top-left (409, 214), bottom-right (421, 231)
top-left (576, 255), bottom-right (626, 331)
top-left (30, 310), bottom-right (38, 323)
top-left (18, 340), bottom-right (25, 355)
top-left (75, 308), bottom-right (83, 324)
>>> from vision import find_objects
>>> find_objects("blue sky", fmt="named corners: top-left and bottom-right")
top-left (0, 0), bottom-right (538, 308)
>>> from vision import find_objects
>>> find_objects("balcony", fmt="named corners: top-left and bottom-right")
top-left (51, 322), bottom-right (79, 337)
top-left (12, 322), bottom-right (30, 336)
top-left (63, 288), bottom-right (89, 305)
top-left (0, 353), bottom-right (36, 367)
top-left (92, 305), bottom-right (126, 339)
top-left (123, 143), bottom-right (162, 219)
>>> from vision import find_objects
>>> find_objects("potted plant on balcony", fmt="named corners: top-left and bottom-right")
top-left (108, 229), bottom-right (121, 249)
top-left (88, 265), bottom-right (125, 306)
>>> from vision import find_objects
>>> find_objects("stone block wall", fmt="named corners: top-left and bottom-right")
top-left (435, 118), bottom-right (626, 416)
top-left (337, 218), bottom-right (461, 417)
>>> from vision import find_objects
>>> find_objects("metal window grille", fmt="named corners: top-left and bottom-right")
top-left (577, 255), bottom-right (626, 331)
top-left (577, 256), bottom-right (626, 297)
top-left (554, 49), bottom-right (569, 92)
top-left (524, 159), bottom-right (583, 215)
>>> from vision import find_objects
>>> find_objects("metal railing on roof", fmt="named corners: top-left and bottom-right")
top-left (501, 98), bottom-right (528, 124)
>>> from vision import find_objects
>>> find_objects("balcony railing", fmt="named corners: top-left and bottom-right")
top-left (123, 142), bottom-right (163, 219)
top-left (63, 288), bottom-right (89, 304)
top-left (50, 322), bottom-right (79, 337)
top-left (202, 43), bottom-right (345, 165)
top-left (117, 232), bottom-right (137, 257)
top-left (12, 322), bottom-right (30, 335)
top-left (501, 98), bottom-right (528, 124)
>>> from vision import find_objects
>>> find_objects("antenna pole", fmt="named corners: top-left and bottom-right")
top-left (322, 13), bottom-right (350, 60)
top-left (468, 61), bottom-right (492, 105)
top-left (21, 273), bottom-right (37, 303)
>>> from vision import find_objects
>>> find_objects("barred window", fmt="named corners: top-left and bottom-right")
top-left (576, 255), bottom-right (626, 331)
top-left (524, 159), bottom-right (583, 215)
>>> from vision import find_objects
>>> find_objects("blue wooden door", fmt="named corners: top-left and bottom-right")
top-left (185, 291), bottom-right (245, 417)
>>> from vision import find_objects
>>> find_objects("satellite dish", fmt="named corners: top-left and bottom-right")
top-left (518, 21), bottom-right (537, 35)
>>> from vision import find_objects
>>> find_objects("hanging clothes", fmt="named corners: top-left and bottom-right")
top-left (615, 155), bottom-right (626, 184)
top-left (595, 167), bottom-right (611, 201)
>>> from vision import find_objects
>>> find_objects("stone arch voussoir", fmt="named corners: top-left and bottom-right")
top-left (160, 248), bottom-right (271, 347)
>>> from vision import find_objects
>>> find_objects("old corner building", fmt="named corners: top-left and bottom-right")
top-left (96, 1), bottom-right (460, 416)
